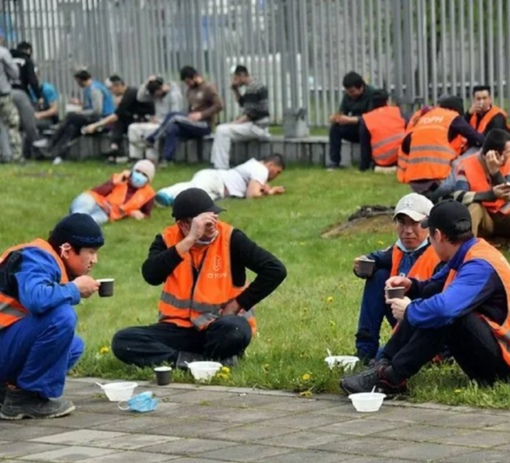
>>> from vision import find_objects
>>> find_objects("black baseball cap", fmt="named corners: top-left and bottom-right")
top-left (420, 200), bottom-right (472, 235)
top-left (172, 188), bottom-right (225, 220)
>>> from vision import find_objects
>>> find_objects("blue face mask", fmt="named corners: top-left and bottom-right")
top-left (118, 391), bottom-right (159, 413)
top-left (130, 171), bottom-right (149, 188)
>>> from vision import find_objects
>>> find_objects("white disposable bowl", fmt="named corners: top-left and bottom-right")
top-left (349, 392), bottom-right (386, 412)
top-left (187, 361), bottom-right (223, 381)
top-left (325, 355), bottom-right (359, 370)
top-left (100, 382), bottom-right (138, 401)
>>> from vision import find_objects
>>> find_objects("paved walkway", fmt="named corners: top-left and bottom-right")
top-left (1, 378), bottom-right (510, 463)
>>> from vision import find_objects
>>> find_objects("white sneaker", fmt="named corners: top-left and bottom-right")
top-left (52, 156), bottom-right (63, 165)
top-left (33, 139), bottom-right (50, 149)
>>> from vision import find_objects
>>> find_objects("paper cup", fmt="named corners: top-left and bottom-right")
top-left (98, 278), bottom-right (114, 297)
top-left (357, 258), bottom-right (375, 277)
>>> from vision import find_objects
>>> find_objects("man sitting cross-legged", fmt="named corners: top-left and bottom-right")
top-left (111, 188), bottom-right (287, 368)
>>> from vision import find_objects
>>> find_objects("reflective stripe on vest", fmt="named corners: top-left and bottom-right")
top-left (444, 239), bottom-right (510, 366)
top-left (400, 107), bottom-right (458, 183)
top-left (0, 239), bottom-right (69, 330)
top-left (390, 245), bottom-right (440, 279)
top-left (460, 154), bottom-right (510, 215)
top-left (158, 222), bottom-right (257, 335)
top-left (87, 174), bottom-right (155, 222)
top-left (469, 106), bottom-right (508, 134)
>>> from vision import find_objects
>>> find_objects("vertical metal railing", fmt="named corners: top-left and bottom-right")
top-left (1, 0), bottom-right (509, 127)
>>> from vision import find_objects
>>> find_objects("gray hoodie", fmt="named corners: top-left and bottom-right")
top-left (137, 80), bottom-right (183, 122)
top-left (0, 46), bottom-right (19, 94)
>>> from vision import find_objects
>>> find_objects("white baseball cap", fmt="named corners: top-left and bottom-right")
top-left (393, 193), bottom-right (434, 222)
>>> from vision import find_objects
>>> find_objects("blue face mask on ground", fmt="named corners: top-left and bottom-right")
top-left (130, 171), bottom-right (149, 188)
top-left (118, 391), bottom-right (159, 413)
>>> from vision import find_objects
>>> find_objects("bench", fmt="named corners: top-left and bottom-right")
top-left (67, 133), bottom-right (361, 167)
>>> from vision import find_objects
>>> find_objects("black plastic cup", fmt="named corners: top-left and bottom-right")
top-left (154, 366), bottom-right (172, 386)
top-left (357, 258), bottom-right (376, 277)
top-left (98, 279), bottom-right (114, 297)
top-left (385, 286), bottom-right (406, 299)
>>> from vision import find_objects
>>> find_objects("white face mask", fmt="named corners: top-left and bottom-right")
top-left (196, 231), bottom-right (218, 246)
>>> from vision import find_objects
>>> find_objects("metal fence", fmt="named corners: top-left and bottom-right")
top-left (1, 0), bottom-right (509, 127)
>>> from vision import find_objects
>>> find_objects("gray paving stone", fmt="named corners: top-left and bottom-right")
top-left (202, 407), bottom-right (294, 425)
top-left (31, 430), bottom-right (126, 445)
top-left (19, 445), bottom-right (117, 462)
top-left (95, 416), bottom-right (172, 433)
top-left (263, 431), bottom-right (346, 450)
top-left (167, 390), bottom-right (242, 404)
top-left (263, 412), bottom-right (346, 430)
top-left (80, 450), bottom-right (178, 462)
top-left (371, 423), bottom-right (465, 443)
top-left (314, 435), bottom-right (403, 455)
top-left (204, 423), bottom-right (296, 442)
top-left (253, 449), bottom-right (348, 463)
top-left (315, 418), bottom-right (405, 436)
top-left (380, 442), bottom-right (478, 461)
top-left (142, 437), bottom-right (237, 455)
top-left (147, 419), bottom-right (240, 438)
top-left (196, 443), bottom-right (291, 462)
top-left (439, 448), bottom-right (510, 463)
top-left (342, 458), bottom-right (411, 463)
top-left (431, 429), bottom-right (510, 448)
top-left (90, 433), bottom-right (180, 451)
top-left (166, 459), bottom-right (233, 463)
top-left (40, 411), bottom-right (126, 429)
top-left (258, 398), bottom-right (334, 413)
top-left (0, 442), bottom-right (64, 459)
top-left (0, 424), bottom-right (70, 440)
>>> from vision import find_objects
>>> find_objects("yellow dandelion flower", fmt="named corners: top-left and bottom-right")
top-left (299, 389), bottom-right (313, 398)
top-left (221, 366), bottom-right (231, 374)
top-left (99, 346), bottom-right (110, 355)
top-left (216, 373), bottom-right (228, 380)
top-left (329, 320), bottom-right (336, 327)
top-left (302, 373), bottom-right (311, 381)
top-left (263, 363), bottom-right (270, 370)
top-left (377, 240), bottom-right (385, 245)
top-left (454, 389), bottom-right (462, 393)
top-left (326, 296), bottom-right (334, 303)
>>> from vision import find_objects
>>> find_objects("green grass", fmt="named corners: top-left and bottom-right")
top-left (2, 160), bottom-right (510, 408)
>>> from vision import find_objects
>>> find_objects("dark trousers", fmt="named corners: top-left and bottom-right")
top-left (384, 312), bottom-right (510, 385)
top-left (109, 117), bottom-right (135, 150)
top-left (355, 268), bottom-right (397, 360)
top-left (111, 315), bottom-right (252, 368)
top-left (328, 122), bottom-right (360, 165)
top-left (50, 113), bottom-right (98, 157)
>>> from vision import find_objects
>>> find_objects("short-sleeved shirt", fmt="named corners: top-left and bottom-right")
top-left (29, 81), bottom-right (58, 107)
top-left (219, 158), bottom-right (269, 198)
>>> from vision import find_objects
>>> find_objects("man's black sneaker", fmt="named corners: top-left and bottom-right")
top-left (0, 388), bottom-right (75, 420)
top-left (219, 356), bottom-right (238, 368)
top-left (340, 365), bottom-right (407, 397)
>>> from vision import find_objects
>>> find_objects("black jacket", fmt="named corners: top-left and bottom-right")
top-left (9, 49), bottom-right (41, 99)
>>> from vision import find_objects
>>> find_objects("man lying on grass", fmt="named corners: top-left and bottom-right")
top-left (111, 188), bottom-right (287, 369)
top-left (341, 200), bottom-right (510, 396)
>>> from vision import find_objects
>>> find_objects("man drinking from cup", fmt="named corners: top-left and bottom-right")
top-left (353, 193), bottom-right (442, 363)
top-left (342, 201), bottom-right (510, 396)
top-left (0, 214), bottom-right (104, 419)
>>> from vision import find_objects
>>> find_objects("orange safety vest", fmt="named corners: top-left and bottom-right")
top-left (459, 154), bottom-right (510, 215)
top-left (87, 173), bottom-right (155, 221)
top-left (397, 107), bottom-right (458, 183)
top-left (444, 239), bottom-right (510, 367)
top-left (390, 244), bottom-right (440, 279)
top-left (362, 106), bottom-right (406, 166)
top-left (0, 239), bottom-right (69, 330)
top-left (158, 221), bottom-right (257, 335)
top-left (469, 106), bottom-right (508, 134)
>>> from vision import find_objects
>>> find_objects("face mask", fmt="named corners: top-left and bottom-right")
top-left (196, 231), bottom-right (219, 246)
top-left (130, 171), bottom-right (149, 188)
top-left (118, 391), bottom-right (159, 413)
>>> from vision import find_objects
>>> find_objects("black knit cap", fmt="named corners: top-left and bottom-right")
top-left (49, 213), bottom-right (104, 248)
top-left (172, 188), bottom-right (225, 220)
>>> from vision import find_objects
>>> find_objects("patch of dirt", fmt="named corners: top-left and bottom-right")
top-left (322, 205), bottom-right (395, 238)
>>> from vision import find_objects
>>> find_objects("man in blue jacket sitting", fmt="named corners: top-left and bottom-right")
top-left (33, 69), bottom-right (114, 165)
top-left (0, 214), bottom-right (104, 419)
top-left (342, 201), bottom-right (510, 395)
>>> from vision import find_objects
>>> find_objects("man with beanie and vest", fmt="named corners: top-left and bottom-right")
top-left (359, 89), bottom-right (407, 172)
top-left (465, 86), bottom-right (508, 136)
top-left (353, 193), bottom-right (441, 362)
top-left (398, 96), bottom-right (484, 197)
top-left (111, 188), bottom-right (286, 368)
top-left (453, 129), bottom-right (510, 238)
top-left (0, 214), bottom-right (104, 419)
top-left (70, 159), bottom-right (156, 225)
top-left (33, 69), bottom-right (114, 165)
top-left (342, 201), bottom-right (510, 395)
